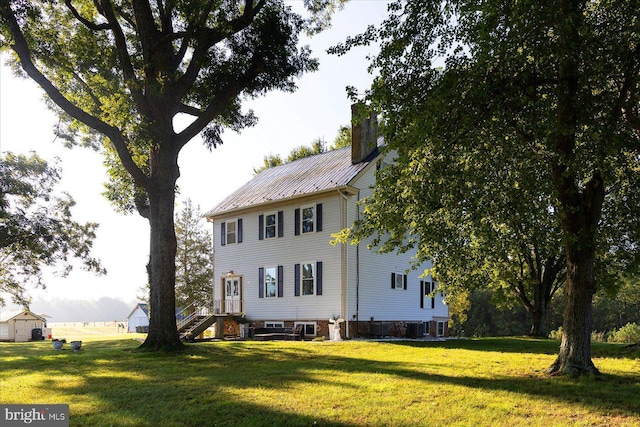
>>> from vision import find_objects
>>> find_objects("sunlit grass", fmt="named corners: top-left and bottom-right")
top-left (0, 337), bottom-right (638, 426)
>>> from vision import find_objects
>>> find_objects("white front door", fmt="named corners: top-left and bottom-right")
top-left (224, 276), bottom-right (241, 314)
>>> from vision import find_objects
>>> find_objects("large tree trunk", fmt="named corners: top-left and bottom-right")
top-left (547, 248), bottom-right (599, 375)
top-left (139, 146), bottom-right (183, 350)
top-left (547, 0), bottom-right (604, 374)
top-left (529, 299), bottom-right (549, 337)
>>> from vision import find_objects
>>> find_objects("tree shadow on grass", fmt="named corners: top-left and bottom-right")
top-left (2, 338), bottom-right (639, 425)
top-left (385, 337), bottom-right (640, 360)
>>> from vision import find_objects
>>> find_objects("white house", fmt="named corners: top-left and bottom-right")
top-left (0, 310), bottom-right (47, 342)
top-left (127, 303), bottom-right (149, 333)
top-left (204, 107), bottom-right (449, 339)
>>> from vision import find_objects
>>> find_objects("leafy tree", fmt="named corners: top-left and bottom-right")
top-left (333, 1), bottom-right (640, 374)
top-left (1, 0), bottom-right (341, 350)
top-left (174, 199), bottom-right (213, 308)
top-left (254, 125), bottom-right (349, 173)
top-left (286, 138), bottom-right (326, 162)
top-left (253, 154), bottom-right (284, 174)
top-left (331, 124), bottom-right (351, 149)
top-left (0, 152), bottom-right (104, 307)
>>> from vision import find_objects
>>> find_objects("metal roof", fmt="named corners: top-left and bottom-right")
top-left (205, 143), bottom-right (381, 218)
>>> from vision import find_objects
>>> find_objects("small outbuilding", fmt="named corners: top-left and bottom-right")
top-left (0, 310), bottom-right (47, 342)
top-left (127, 303), bottom-right (149, 333)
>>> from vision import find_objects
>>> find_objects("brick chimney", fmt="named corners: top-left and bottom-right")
top-left (351, 103), bottom-right (378, 164)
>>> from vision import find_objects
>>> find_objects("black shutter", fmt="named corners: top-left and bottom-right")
top-left (237, 219), bottom-right (243, 243)
top-left (316, 203), bottom-right (323, 232)
top-left (294, 208), bottom-right (300, 236)
top-left (403, 274), bottom-right (407, 290)
top-left (221, 222), bottom-right (226, 246)
top-left (316, 261), bottom-right (323, 295)
top-left (277, 211), bottom-right (284, 237)
top-left (420, 281), bottom-right (424, 308)
top-left (431, 281), bottom-right (435, 309)
top-left (294, 264), bottom-right (301, 296)
top-left (277, 265), bottom-right (284, 298)
top-left (391, 272), bottom-right (396, 289)
top-left (258, 267), bottom-right (264, 299)
top-left (258, 215), bottom-right (264, 240)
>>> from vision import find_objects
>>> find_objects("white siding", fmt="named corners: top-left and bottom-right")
top-left (212, 149), bottom-right (449, 330)
top-left (213, 195), bottom-right (344, 322)
top-left (127, 308), bottom-right (149, 332)
top-left (347, 153), bottom-right (447, 323)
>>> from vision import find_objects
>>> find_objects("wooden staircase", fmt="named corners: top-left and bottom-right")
top-left (178, 314), bottom-right (217, 341)
top-left (176, 301), bottom-right (217, 342)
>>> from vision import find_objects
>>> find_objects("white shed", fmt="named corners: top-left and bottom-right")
top-left (127, 303), bottom-right (149, 332)
top-left (0, 310), bottom-right (47, 342)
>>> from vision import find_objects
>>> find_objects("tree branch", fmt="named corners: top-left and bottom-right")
top-left (0, 3), bottom-right (149, 189)
top-left (64, 0), bottom-right (111, 31)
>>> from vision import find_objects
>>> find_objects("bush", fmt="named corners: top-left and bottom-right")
top-left (549, 327), bottom-right (563, 340)
top-left (608, 322), bottom-right (640, 344)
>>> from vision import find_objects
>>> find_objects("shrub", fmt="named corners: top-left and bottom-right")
top-left (608, 322), bottom-right (640, 344)
top-left (548, 327), bottom-right (563, 340)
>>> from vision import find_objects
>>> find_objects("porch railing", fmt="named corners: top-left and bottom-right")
top-left (176, 300), bottom-right (214, 331)
top-left (213, 299), bottom-right (243, 315)
top-left (176, 299), bottom-right (243, 330)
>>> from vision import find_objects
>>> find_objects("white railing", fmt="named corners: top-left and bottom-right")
top-left (176, 301), bottom-right (214, 331)
top-left (213, 299), bottom-right (243, 315)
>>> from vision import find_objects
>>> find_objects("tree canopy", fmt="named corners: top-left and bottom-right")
top-left (0, 152), bottom-right (104, 307)
top-left (333, 0), bottom-right (640, 375)
top-left (253, 124), bottom-right (351, 173)
top-left (1, 0), bottom-right (342, 350)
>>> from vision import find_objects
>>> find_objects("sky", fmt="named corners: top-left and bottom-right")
top-left (0, 1), bottom-right (390, 321)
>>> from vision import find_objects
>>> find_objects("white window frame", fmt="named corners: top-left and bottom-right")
top-left (394, 272), bottom-right (405, 291)
top-left (264, 212), bottom-right (277, 239)
top-left (295, 322), bottom-right (317, 337)
top-left (437, 321), bottom-right (445, 337)
top-left (264, 266), bottom-right (277, 298)
top-left (423, 321), bottom-right (430, 336)
top-left (226, 219), bottom-right (237, 245)
top-left (301, 262), bottom-right (315, 296)
top-left (264, 321), bottom-right (284, 328)
top-left (301, 205), bottom-right (315, 234)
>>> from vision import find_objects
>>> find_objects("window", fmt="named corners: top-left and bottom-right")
top-left (302, 263), bottom-right (315, 295)
top-left (220, 219), bottom-right (242, 245)
top-left (294, 262), bottom-right (323, 296)
top-left (259, 212), bottom-right (283, 240)
top-left (391, 272), bottom-right (407, 290)
top-left (302, 206), bottom-right (314, 233)
top-left (437, 321), bottom-right (445, 337)
top-left (265, 321), bottom-right (284, 328)
top-left (295, 322), bottom-right (316, 337)
top-left (265, 267), bottom-right (277, 298)
top-left (226, 221), bottom-right (237, 244)
top-left (295, 204), bottom-right (322, 235)
top-left (258, 266), bottom-right (283, 298)
top-left (265, 214), bottom-right (276, 238)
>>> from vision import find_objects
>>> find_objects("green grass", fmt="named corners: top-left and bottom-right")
top-left (1, 336), bottom-right (639, 426)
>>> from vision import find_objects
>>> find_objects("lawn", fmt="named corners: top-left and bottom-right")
top-left (0, 336), bottom-right (638, 426)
